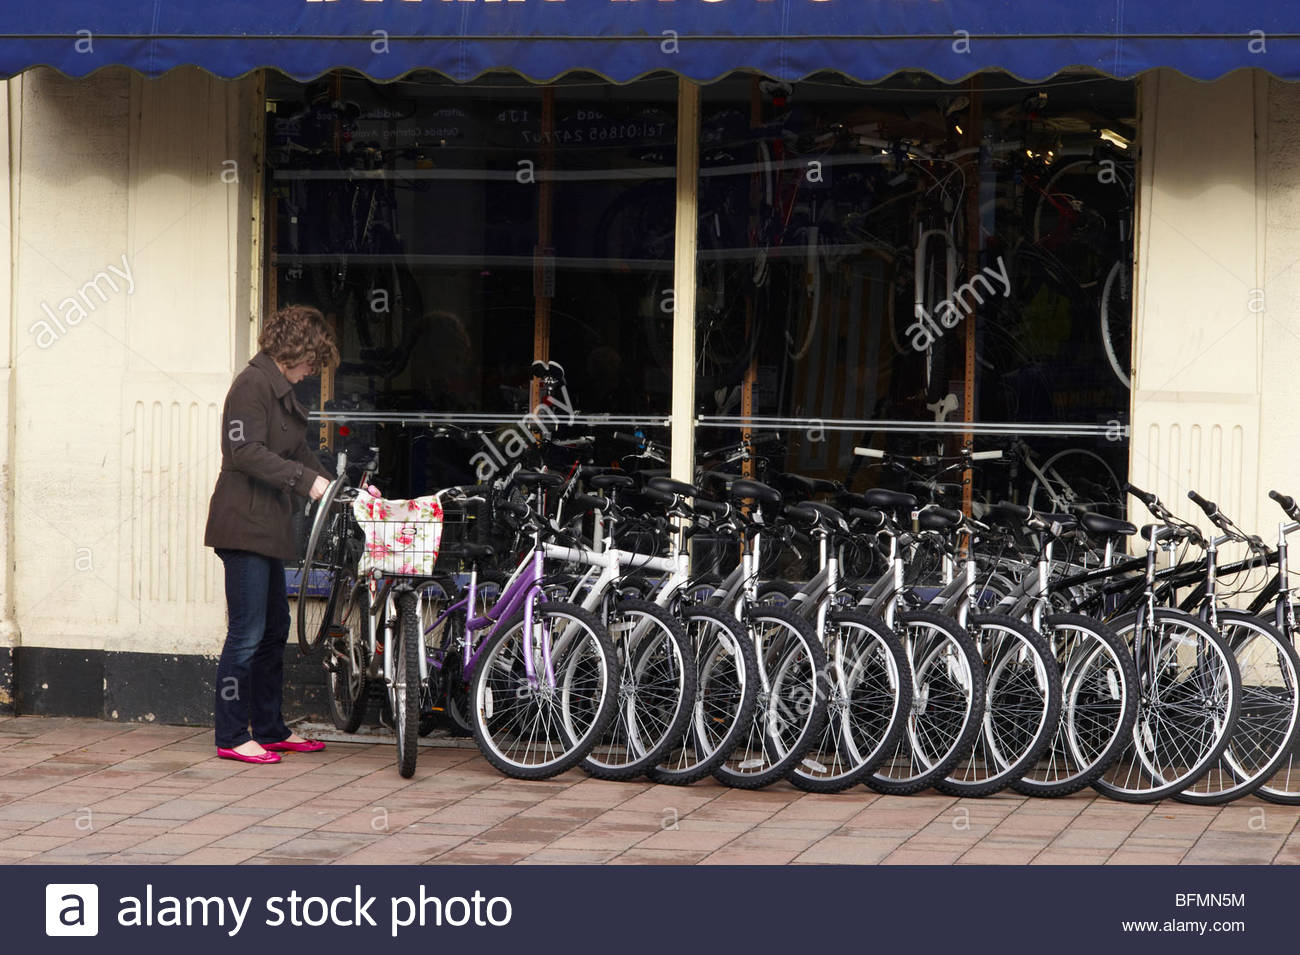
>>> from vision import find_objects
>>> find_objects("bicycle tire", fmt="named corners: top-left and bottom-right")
top-left (934, 613), bottom-right (1062, 798)
top-left (646, 607), bottom-right (758, 785)
top-left (713, 604), bottom-right (828, 790)
top-left (790, 609), bottom-right (912, 793)
top-left (867, 609), bottom-right (985, 796)
top-left (393, 591), bottom-right (421, 779)
top-left (325, 581), bottom-right (372, 733)
top-left (581, 598), bottom-right (697, 781)
top-left (1174, 610), bottom-right (1300, 806)
top-left (296, 476), bottom-right (353, 657)
top-left (1010, 613), bottom-right (1139, 798)
top-left (1093, 608), bottom-right (1241, 803)
top-left (469, 601), bottom-right (617, 780)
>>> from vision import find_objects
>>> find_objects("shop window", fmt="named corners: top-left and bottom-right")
top-left (265, 71), bottom-right (678, 500)
top-left (690, 72), bottom-right (1136, 525)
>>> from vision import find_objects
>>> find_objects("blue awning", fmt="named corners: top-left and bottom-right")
top-left (4, 1), bottom-right (1297, 84)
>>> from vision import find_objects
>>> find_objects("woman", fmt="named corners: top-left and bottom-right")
top-left (204, 305), bottom-right (339, 764)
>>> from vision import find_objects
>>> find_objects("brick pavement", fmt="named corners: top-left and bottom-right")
top-left (1, 715), bottom-right (1296, 865)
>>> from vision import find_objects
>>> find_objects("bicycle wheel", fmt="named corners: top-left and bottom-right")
top-left (713, 605), bottom-right (827, 790)
top-left (469, 601), bottom-right (616, 780)
top-left (325, 580), bottom-right (373, 733)
top-left (935, 614), bottom-right (1061, 797)
top-left (755, 579), bottom-right (799, 608)
top-left (867, 609), bottom-right (985, 796)
top-left (296, 477), bottom-right (357, 657)
top-left (1175, 610), bottom-right (1300, 805)
top-left (790, 610), bottom-right (911, 793)
top-left (647, 607), bottom-right (758, 785)
top-left (1011, 613), bottom-right (1138, 797)
top-left (1027, 448), bottom-right (1124, 519)
top-left (581, 598), bottom-right (696, 781)
top-left (1093, 609), bottom-right (1241, 803)
top-left (393, 591), bottom-right (421, 779)
top-left (1100, 260), bottom-right (1132, 389)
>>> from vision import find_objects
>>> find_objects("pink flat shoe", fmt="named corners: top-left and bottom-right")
top-left (217, 747), bottom-right (282, 764)
top-left (262, 738), bottom-right (326, 753)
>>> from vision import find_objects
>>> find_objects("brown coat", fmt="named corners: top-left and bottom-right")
top-left (204, 351), bottom-right (330, 560)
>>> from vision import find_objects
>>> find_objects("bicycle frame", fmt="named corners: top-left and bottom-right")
top-left (421, 533), bottom-right (554, 690)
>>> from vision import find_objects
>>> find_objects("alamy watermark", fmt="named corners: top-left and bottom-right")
top-left (470, 384), bottom-right (577, 482)
top-left (906, 255), bottom-right (1010, 353)
top-left (30, 253), bottom-right (136, 349)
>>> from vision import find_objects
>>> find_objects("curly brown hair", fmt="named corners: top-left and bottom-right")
top-left (258, 305), bottom-right (339, 370)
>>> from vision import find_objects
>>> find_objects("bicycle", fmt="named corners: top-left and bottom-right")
top-left (1083, 485), bottom-right (1243, 802)
top-left (412, 480), bottom-right (620, 779)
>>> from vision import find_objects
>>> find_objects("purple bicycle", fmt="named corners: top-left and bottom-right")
top-left (397, 485), bottom-right (618, 779)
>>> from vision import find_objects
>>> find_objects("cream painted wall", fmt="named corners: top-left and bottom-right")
top-left (1130, 70), bottom-right (1271, 548)
top-left (10, 67), bottom-right (258, 655)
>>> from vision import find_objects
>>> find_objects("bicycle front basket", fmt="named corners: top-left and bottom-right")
top-left (351, 493), bottom-right (444, 577)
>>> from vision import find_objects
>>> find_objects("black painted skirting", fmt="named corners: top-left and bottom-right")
top-left (9, 645), bottom-right (332, 725)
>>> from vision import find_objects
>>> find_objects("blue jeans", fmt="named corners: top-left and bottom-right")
top-left (214, 549), bottom-right (293, 748)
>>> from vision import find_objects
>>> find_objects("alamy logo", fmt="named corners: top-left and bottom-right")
top-left (46, 884), bottom-right (99, 937)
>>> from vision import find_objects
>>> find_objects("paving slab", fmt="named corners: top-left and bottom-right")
top-left (0, 716), bottom-right (1291, 865)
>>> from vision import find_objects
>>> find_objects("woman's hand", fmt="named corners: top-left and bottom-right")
top-left (309, 475), bottom-right (331, 501)
top-left (363, 484), bottom-right (382, 498)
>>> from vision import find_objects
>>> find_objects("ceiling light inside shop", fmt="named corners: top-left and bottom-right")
top-left (1099, 128), bottom-right (1132, 150)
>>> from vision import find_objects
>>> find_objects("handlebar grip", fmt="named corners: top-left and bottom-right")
top-left (611, 431), bottom-right (644, 448)
top-left (1270, 490), bottom-right (1298, 514)
top-left (749, 431), bottom-right (782, 447)
top-left (853, 446), bottom-right (885, 459)
top-left (1187, 489), bottom-right (1218, 517)
top-left (970, 450), bottom-right (1004, 461)
top-left (1124, 482), bottom-right (1157, 506)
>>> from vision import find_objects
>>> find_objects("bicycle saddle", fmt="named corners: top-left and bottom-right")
top-left (647, 476), bottom-right (699, 498)
top-left (796, 500), bottom-right (847, 527)
top-left (588, 472), bottom-right (635, 491)
top-left (847, 507), bottom-right (886, 529)
top-left (727, 478), bottom-right (782, 506)
top-left (441, 542), bottom-right (494, 561)
top-left (569, 494), bottom-right (610, 512)
top-left (514, 470), bottom-right (564, 488)
top-left (775, 472), bottom-right (840, 499)
top-left (1037, 512), bottom-right (1079, 531)
top-left (863, 488), bottom-right (918, 512)
top-left (530, 359), bottom-right (566, 386)
top-left (1080, 512), bottom-right (1137, 537)
top-left (988, 502), bottom-right (1031, 527)
top-left (917, 506), bottom-right (963, 531)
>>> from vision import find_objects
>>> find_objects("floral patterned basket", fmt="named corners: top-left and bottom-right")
top-left (351, 493), bottom-right (445, 577)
